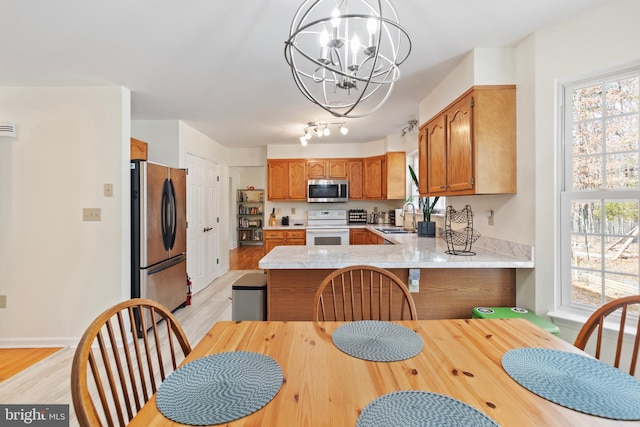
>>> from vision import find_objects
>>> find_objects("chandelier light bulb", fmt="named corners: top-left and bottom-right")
top-left (340, 125), bottom-right (349, 135)
top-left (300, 136), bottom-right (308, 145)
top-left (350, 34), bottom-right (360, 65)
top-left (319, 28), bottom-right (329, 59)
top-left (330, 8), bottom-right (341, 28)
top-left (315, 127), bottom-right (323, 137)
top-left (323, 127), bottom-right (330, 136)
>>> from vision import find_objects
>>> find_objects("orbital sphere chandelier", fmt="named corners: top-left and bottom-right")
top-left (284, 0), bottom-right (411, 118)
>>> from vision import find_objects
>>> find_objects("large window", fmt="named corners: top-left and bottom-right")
top-left (561, 67), bottom-right (640, 311)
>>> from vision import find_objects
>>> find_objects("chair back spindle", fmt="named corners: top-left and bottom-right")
top-left (574, 295), bottom-right (640, 375)
top-left (314, 265), bottom-right (417, 322)
top-left (71, 298), bottom-right (191, 427)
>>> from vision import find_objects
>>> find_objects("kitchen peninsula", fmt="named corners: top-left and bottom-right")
top-left (258, 228), bottom-right (534, 320)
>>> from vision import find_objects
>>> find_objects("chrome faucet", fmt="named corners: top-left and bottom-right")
top-left (402, 202), bottom-right (416, 232)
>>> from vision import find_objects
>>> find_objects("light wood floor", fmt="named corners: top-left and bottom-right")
top-left (0, 246), bottom-right (262, 427)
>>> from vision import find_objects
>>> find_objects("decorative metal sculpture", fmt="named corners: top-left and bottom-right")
top-left (440, 205), bottom-right (480, 256)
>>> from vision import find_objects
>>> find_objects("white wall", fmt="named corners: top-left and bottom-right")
top-left (0, 87), bottom-right (130, 346)
top-left (419, 48), bottom-right (516, 124)
top-left (131, 120), bottom-right (180, 167)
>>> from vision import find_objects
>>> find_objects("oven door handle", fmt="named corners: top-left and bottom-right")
top-left (306, 229), bottom-right (349, 233)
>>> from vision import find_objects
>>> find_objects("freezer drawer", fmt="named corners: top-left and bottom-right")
top-left (134, 255), bottom-right (186, 335)
top-left (142, 255), bottom-right (187, 311)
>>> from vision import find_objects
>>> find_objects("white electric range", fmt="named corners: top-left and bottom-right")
top-left (306, 209), bottom-right (349, 246)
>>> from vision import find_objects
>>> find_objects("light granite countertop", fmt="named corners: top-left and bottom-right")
top-left (258, 226), bottom-right (534, 269)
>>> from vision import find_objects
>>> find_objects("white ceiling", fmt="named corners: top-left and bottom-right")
top-left (0, 0), bottom-right (614, 148)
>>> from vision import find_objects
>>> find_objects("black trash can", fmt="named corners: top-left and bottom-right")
top-left (232, 273), bottom-right (267, 321)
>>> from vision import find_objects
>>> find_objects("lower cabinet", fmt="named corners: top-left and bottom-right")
top-left (349, 228), bottom-right (384, 244)
top-left (264, 229), bottom-right (306, 255)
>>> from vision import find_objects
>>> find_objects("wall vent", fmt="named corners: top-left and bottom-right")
top-left (0, 122), bottom-right (17, 138)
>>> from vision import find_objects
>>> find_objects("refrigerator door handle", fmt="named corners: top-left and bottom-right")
top-left (169, 178), bottom-right (177, 250)
top-left (161, 178), bottom-right (173, 251)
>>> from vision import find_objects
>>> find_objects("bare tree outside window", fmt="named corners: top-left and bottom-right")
top-left (562, 69), bottom-right (640, 312)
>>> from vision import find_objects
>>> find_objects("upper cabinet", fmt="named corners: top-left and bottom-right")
top-left (307, 159), bottom-right (348, 179)
top-left (419, 85), bottom-right (516, 196)
top-left (348, 159), bottom-right (364, 199)
top-left (363, 152), bottom-right (406, 200)
top-left (267, 159), bottom-right (307, 201)
top-left (363, 155), bottom-right (385, 199)
top-left (385, 152), bottom-right (406, 200)
top-left (130, 138), bottom-right (148, 160)
top-left (268, 153), bottom-right (405, 201)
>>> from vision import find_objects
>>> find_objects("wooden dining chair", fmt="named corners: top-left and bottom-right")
top-left (71, 298), bottom-right (192, 427)
top-left (313, 265), bottom-right (418, 322)
top-left (574, 295), bottom-right (640, 375)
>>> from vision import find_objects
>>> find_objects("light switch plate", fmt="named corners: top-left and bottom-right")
top-left (0, 295), bottom-right (6, 308)
top-left (83, 208), bottom-right (101, 221)
top-left (104, 183), bottom-right (113, 197)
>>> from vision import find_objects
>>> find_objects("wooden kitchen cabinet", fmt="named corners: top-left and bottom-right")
top-left (349, 228), bottom-right (369, 244)
top-left (385, 152), bottom-right (406, 200)
top-left (363, 155), bottom-right (385, 199)
top-left (130, 138), bottom-right (148, 160)
top-left (420, 85), bottom-right (516, 196)
top-left (348, 159), bottom-right (364, 199)
top-left (363, 152), bottom-right (406, 200)
top-left (267, 159), bottom-right (307, 201)
top-left (264, 229), bottom-right (306, 255)
top-left (307, 159), bottom-right (348, 179)
top-left (349, 228), bottom-right (385, 244)
top-left (268, 154), bottom-right (404, 201)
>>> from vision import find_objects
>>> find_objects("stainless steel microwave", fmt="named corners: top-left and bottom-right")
top-left (307, 179), bottom-right (349, 203)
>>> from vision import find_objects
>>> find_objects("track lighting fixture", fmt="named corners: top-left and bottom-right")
top-left (401, 119), bottom-right (418, 136)
top-left (299, 121), bottom-right (349, 145)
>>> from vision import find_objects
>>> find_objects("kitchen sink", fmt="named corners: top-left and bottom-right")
top-left (376, 227), bottom-right (410, 234)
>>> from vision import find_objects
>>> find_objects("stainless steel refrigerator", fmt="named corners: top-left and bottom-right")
top-left (131, 160), bottom-right (187, 332)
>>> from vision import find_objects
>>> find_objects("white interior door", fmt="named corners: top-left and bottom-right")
top-left (186, 153), bottom-right (219, 295)
top-left (205, 160), bottom-right (218, 286)
top-left (186, 154), bottom-right (206, 293)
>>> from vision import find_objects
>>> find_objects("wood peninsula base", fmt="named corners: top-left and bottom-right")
top-left (266, 268), bottom-right (516, 321)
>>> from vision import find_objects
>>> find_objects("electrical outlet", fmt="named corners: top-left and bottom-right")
top-left (291, 207), bottom-right (296, 214)
top-left (83, 208), bottom-right (101, 221)
top-left (104, 183), bottom-right (113, 197)
top-left (275, 208), bottom-right (281, 215)
top-left (408, 269), bottom-right (420, 293)
top-left (0, 295), bottom-right (6, 308)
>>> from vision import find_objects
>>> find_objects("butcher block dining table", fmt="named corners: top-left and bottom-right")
top-left (129, 318), bottom-right (637, 426)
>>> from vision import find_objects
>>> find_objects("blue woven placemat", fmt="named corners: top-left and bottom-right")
top-left (502, 348), bottom-right (640, 420)
top-left (357, 390), bottom-right (499, 427)
top-left (156, 351), bottom-right (283, 425)
top-left (331, 320), bottom-right (423, 362)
